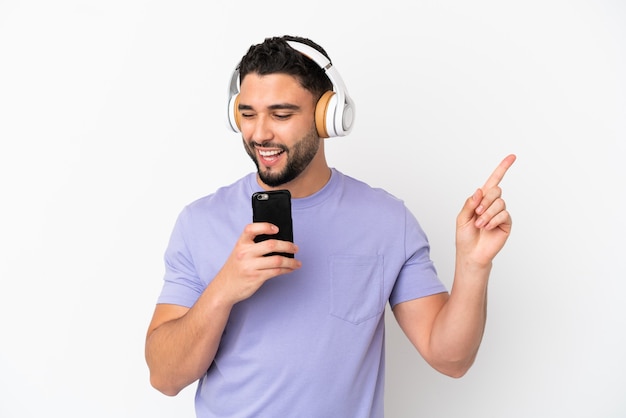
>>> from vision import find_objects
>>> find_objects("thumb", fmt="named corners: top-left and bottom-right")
top-left (457, 189), bottom-right (482, 227)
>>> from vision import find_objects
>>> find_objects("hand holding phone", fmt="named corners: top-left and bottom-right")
top-left (252, 190), bottom-right (294, 258)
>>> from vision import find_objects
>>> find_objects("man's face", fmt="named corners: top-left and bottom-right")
top-left (237, 73), bottom-right (321, 188)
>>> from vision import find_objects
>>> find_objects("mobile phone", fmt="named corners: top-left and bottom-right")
top-left (251, 190), bottom-right (294, 258)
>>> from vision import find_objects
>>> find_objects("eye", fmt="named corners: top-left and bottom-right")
top-left (273, 113), bottom-right (292, 120)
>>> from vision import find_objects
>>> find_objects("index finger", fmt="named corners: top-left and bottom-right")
top-left (243, 222), bottom-right (278, 242)
top-left (482, 154), bottom-right (517, 190)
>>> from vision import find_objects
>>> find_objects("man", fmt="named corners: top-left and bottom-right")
top-left (145, 35), bottom-right (515, 417)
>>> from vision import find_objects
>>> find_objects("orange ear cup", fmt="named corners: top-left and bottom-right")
top-left (315, 91), bottom-right (335, 138)
top-left (233, 95), bottom-right (241, 131)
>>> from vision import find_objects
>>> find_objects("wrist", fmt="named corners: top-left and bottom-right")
top-left (455, 255), bottom-right (492, 281)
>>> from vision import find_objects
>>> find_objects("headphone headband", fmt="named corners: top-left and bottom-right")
top-left (227, 40), bottom-right (355, 138)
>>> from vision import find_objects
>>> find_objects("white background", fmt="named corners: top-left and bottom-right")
top-left (1, 1), bottom-right (625, 417)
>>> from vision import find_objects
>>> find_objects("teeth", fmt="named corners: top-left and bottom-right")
top-left (259, 150), bottom-right (282, 157)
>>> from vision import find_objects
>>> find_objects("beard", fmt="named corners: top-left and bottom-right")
top-left (244, 128), bottom-right (320, 187)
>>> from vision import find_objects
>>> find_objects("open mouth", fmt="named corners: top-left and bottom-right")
top-left (257, 148), bottom-right (285, 165)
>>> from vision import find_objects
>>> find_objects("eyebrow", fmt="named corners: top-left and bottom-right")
top-left (238, 103), bottom-right (301, 111)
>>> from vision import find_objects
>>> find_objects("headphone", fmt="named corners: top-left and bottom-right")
top-left (226, 40), bottom-right (355, 138)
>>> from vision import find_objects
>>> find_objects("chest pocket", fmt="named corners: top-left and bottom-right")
top-left (329, 255), bottom-right (384, 324)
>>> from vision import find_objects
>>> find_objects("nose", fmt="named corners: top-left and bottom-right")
top-left (247, 114), bottom-right (273, 144)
